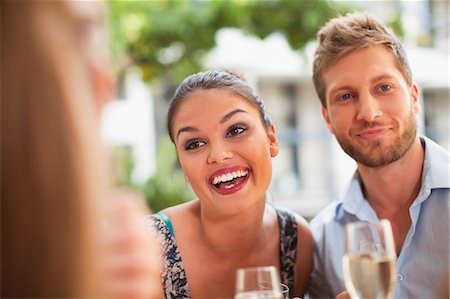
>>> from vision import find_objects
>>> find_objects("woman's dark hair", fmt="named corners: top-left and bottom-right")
top-left (167, 70), bottom-right (271, 142)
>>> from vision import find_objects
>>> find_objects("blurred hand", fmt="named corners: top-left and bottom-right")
top-left (335, 291), bottom-right (351, 299)
top-left (99, 189), bottom-right (163, 299)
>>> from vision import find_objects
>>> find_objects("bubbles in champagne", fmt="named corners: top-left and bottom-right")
top-left (343, 253), bottom-right (397, 299)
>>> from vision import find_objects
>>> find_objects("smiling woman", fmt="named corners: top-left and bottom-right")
top-left (148, 70), bottom-right (313, 299)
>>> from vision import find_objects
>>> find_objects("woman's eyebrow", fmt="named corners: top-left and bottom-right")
top-left (220, 109), bottom-right (247, 124)
top-left (176, 126), bottom-right (198, 140)
top-left (176, 109), bottom-right (248, 140)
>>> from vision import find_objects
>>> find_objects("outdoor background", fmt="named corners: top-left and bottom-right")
top-left (101, 0), bottom-right (449, 220)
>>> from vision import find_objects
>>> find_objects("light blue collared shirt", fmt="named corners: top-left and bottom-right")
top-left (307, 137), bottom-right (449, 299)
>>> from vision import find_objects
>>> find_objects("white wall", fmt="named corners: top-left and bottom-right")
top-left (101, 68), bottom-right (157, 183)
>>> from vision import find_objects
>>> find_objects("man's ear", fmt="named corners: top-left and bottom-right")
top-left (410, 83), bottom-right (421, 114)
top-left (267, 124), bottom-right (279, 158)
top-left (321, 106), bottom-right (334, 134)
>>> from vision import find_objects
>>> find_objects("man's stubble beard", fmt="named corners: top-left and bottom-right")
top-left (334, 110), bottom-right (417, 168)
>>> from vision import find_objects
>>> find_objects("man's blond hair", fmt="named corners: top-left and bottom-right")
top-left (312, 12), bottom-right (412, 108)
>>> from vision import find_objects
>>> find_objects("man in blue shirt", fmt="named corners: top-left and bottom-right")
top-left (307, 12), bottom-right (449, 299)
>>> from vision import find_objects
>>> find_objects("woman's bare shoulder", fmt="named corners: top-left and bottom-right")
top-left (159, 199), bottom-right (200, 235)
top-left (161, 199), bottom-right (200, 218)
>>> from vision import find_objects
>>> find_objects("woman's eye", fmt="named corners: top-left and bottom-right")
top-left (226, 125), bottom-right (246, 137)
top-left (184, 140), bottom-right (206, 151)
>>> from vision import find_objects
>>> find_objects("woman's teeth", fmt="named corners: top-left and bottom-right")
top-left (212, 170), bottom-right (248, 185)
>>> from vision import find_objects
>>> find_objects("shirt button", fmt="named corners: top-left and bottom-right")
top-left (397, 274), bottom-right (405, 281)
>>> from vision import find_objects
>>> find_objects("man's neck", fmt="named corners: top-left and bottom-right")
top-left (357, 137), bottom-right (425, 255)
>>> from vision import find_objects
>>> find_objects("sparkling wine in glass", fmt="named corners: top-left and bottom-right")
top-left (234, 266), bottom-right (284, 299)
top-left (343, 220), bottom-right (397, 299)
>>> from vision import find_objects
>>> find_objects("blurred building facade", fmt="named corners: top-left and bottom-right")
top-left (102, 0), bottom-right (448, 218)
top-left (101, 68), bottom-right (157, 183)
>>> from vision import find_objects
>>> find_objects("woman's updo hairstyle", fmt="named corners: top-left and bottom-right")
top-left (167, 70), bottom-right (271, 142)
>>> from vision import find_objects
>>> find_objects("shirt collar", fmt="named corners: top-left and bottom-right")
top-left (420, 136), bottom-right (450, 190)
top-left (335, 172), bottom-right (378, 221)
top-left (334, 136), bottom-right (449, 219)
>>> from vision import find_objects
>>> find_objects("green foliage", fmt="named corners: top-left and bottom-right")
top-left (140, 138), bottom-right (194, 212)
top-left (113, 138), bottom-right (194, 212)
top-left (385, 11), bottom-right (405, 38)
top-left (113, 146), bottom-right (136, 188)
top-left (242, 0), bottom-right (344, 49)
top-left (107, 0), bottom-right (352, 83)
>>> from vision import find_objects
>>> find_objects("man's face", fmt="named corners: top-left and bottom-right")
top-left (321, 46), bottom-right (420, 168)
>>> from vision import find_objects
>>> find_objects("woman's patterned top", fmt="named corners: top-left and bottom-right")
top-left (147, 206), bottom-right (298, 299)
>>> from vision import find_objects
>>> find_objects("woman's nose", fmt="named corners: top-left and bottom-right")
top-left (207, 143), bottom-right (233, 164)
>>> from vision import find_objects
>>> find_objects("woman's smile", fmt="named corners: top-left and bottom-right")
top-left (209, 166), bottom-right (250, 195)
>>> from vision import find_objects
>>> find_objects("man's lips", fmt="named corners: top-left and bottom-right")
top-left (356, 127), bottom-right (391, 140)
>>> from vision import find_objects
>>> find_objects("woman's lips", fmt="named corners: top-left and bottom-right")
top-left (209, 166), bottom-right (250, 195)
top-left (212, 175), bottom-right (249, 195)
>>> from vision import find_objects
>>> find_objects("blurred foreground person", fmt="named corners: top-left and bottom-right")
top-left (308, 12), bottom-right (449, 299)
top-left (1, 1), bottom-right (161, 298)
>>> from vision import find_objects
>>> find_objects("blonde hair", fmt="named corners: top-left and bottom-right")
top-left (2, 1), bottom-right (109, 297)
top-left (312, 12), bottom-right (412, 107)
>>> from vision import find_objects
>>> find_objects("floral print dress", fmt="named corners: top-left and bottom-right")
top-left (148, 206), bottom-right (298, 299)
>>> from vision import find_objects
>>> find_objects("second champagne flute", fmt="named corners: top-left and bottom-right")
top-left (343, 220), bottom-right (397, 299)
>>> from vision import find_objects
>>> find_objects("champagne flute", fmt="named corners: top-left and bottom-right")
top-left (234, 266), bottom-right (284, 299)
top-left (343, 220), bottom-right (397, 299)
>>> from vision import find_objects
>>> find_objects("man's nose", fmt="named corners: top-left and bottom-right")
top-left (356, 92), bottom-right (383, 122)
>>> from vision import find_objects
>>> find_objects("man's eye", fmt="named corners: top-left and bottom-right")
top-left (226, 125), bottom-right (246, 137)
top-left (184, 140), bottom-right (206, 151)
top-left (379, 84), bottom-right (392, 92)
top-left (338, 93), bottom-right (353, 101)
